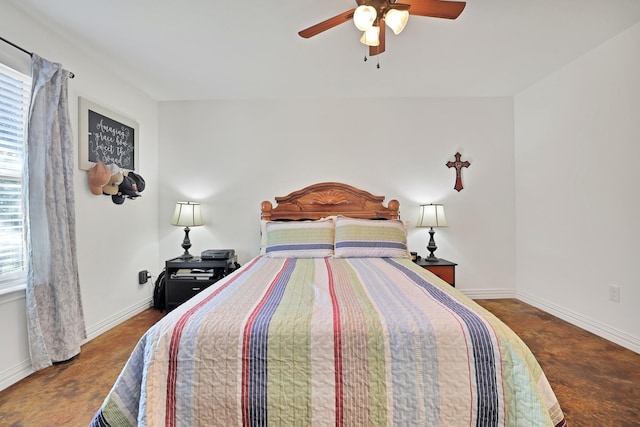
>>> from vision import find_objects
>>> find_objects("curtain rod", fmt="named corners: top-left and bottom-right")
top-left (0, 36), bottom-right (75, 79)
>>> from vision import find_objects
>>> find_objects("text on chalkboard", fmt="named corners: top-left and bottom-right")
top-left (87, 109), bottom-right (136, 170)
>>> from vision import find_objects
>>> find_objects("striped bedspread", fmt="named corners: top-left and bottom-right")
top-left (91, 257), bottom-right (567, 427)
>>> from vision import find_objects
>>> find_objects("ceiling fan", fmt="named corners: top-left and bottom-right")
top-left (298, 0), bottom-right (466, 56)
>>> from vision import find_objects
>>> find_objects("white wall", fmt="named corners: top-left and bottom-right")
top-left (514, 23), bottom-right (640, 352)
top-left (158, 97), bottom-right (516, 297)
top-left (0, 4), bottom-right (161, 389)
top-left (4, 0), bottom-right (636, 396)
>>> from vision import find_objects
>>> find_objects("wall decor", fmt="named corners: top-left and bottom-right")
top-left (78, 97), bottom-right (139, 171)
top-left (446, 152), bottom-right (470, 192)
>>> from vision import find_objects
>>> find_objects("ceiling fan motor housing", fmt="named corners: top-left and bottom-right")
top-left (357, 0), bottom-right (409, 21)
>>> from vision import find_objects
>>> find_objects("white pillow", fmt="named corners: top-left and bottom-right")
top-left (264, 218), bottom-right (335, 258)
top-left (333, 216), bottom-right (410, 258)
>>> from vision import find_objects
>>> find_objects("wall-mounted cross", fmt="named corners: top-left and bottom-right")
top-left (446, 152), bottom-right (470, 192)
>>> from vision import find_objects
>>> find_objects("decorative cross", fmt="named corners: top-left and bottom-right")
top-left (446, 152), bottom-right (470, 192)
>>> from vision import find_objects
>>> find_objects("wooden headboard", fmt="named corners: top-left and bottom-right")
top-left (261, 182), bottom-right (399, 221)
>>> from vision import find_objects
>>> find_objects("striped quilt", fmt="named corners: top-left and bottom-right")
top-left (91, 257), bottom-right (567, 427)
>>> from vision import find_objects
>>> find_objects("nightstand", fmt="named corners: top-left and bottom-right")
top-left (417, 258), bottom-right (457, 287)
top-left (165, 255), bottom-right (238, 311)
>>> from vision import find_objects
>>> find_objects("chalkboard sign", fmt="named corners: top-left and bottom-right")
top-left (78, 97), bottom-right (139, 171)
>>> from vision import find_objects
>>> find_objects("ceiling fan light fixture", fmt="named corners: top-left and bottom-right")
top-left (359, 25), bottom-right (380, 46)
top-left (354, 5), bottom-right (377, 31)
top-left (385, 9), bottom-right (409, 35)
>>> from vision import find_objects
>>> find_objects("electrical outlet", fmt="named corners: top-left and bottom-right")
top-left (138, 270), bottom-right (151, 285)
top-left (608, 285), bottom-right (620, 303)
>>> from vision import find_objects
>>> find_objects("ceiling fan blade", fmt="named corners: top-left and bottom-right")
top-left (404, 0), bottom-right (466, 19)
top-left (369, 21), bottom-right (386, 56)
top-left (298, 9), bottom-right (356, 38)
top-left (389, 3), bottom-right (411, 11)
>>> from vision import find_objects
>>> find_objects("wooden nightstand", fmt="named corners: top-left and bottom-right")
top-left (417, 258), bottom-right (457, 287)
top-left (165, 255), bottom-right (238, 311)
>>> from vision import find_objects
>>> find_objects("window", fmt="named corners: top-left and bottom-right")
top-left (0, 63), bottom-right (31, 293)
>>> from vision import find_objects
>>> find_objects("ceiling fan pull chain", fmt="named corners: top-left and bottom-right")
top-left (364, 45), bottom-right (368, 62)
top-left (377, 56), bottom-right (380, 69)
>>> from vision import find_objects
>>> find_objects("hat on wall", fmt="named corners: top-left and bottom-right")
top-left (119, 175), bottom-right (142, 199)
top-left (127, 171), bottom-right (145, 192)
top-left (111, 194), bottom-right (126, 205)
top-left (87, 161), bottom-right (110, 195)
top-left (102, 171), bottom-right (124, 195)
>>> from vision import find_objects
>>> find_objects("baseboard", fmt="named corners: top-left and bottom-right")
top-left (0, 359), bottom-right (33, 392)
top-left (517, 291), bottom-right (640, 354)
top-left (0, 298), bottom-right (152, 392)
top-left (460, 288), bottom-right (517, 299)
top-left (84, 298), bottom-right (153, 342)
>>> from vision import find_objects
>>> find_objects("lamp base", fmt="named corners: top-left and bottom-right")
top-left (179, 226), bottom-right (193, 259)
top-left (425, 227), bottom-right (439, 261)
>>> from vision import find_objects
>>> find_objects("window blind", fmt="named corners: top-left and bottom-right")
top-left (0, 63), bottom-right (30, 291)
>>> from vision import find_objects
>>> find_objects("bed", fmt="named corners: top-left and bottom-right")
top-left (91, 182), bottom-right (567, 427)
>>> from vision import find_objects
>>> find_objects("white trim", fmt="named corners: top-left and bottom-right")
top-left (517, 291), bottom-right (640, 354)
top-left (460, 288), bottom-right (517, 299)
top-left (0, 298), bottom-right (153, 392)
top-left (84, 298), bottom-right (153, 342)
top-left (0, 286), bottom-right (25, 305)
top-left (0, 275), bottom-right (27, 296)
top-left (0, 358), bottom-right (33, 391)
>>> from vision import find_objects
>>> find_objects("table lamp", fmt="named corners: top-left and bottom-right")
top-left (171, 201), bottom-right (203, 259)
top-left (416, 204), bottom-right (448, 261)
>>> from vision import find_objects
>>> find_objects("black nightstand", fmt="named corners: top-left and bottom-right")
top-left (165, 255), bottom-right (238, 311)
top-left (417, 258), bottom-right (457, 287)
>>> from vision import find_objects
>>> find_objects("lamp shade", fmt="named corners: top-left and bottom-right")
top-left (416, 204), bottom-right (448, 228)
top-left (385, 9), bottom-right (409, 35)
top-left (171, 202), bottom-right (203, 227)
top-left (360, 26), bottom-right (380, 46)
top-left (354, 5), bottom-right (377, 31)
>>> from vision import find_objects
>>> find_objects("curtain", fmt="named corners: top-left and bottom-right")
top-left (24, 54), bottom-right (86, 371)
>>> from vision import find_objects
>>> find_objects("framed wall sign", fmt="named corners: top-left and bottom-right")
top-left (78, 97), bottom-right (139, 171)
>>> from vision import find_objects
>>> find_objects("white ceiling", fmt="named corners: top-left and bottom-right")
top-left (8, 0), bottom-right (640, 101)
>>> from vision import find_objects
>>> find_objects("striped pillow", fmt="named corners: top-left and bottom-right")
top-left (265, 218), bottom-right (335, 258)
top-left (333, 216), bottom-right (410, 258)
